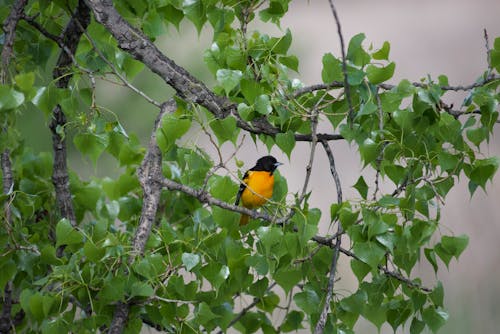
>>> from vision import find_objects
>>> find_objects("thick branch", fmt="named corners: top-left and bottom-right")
top-left (1, 2), bottom-right (29, 331)
top-left (83, 0), bottom-right (346, 143)
top-left (1, 0), bottom-right (28, 82)
top-left (84, 0), bottom-right (229, 118)
top-left (50, 0), bottom-right (90, 234)
top-left (108, 100), bottom-right (175, 333)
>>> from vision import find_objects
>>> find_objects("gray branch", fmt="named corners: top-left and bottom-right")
top-left (50, 0), bottom-right (90, 261)
top-left (108, 100), bottom-right (176, 333)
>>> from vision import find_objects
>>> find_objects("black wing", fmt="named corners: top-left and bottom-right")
top-left (234, 170), bottom-right (250, 205)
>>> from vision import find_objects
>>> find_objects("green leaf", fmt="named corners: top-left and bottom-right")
top-left (209, 175), bottom-right (237, 202)
top-left (353, 176), bottom-right (368, 199)
top-left (440, 235), bottom-right (469, 259)
top-left (466, 126), bottom-right (488, 147)
top-left (257, 292), bottom-right (280, 312)
top-left (366, 62), bottom-right (395, 84)
top-left (424, 248), bottom-right (438, 273)
top-left (372, 41), bottom-right (391, 60)
top-left (73, 132), bottom-right (108, 166)
top-left (216, 69), bottom-right (242, 94)
top-left (0, 85), bottom-right (25, 111)
top-left (182, 0), bottom-right (206, 33)
top-left (384, 164), bottom-right (406, 186)
top-left (56, 218), bottom-right (83, 247)
top-left (340, 290), bottom-right (367, 315)
top-left (259, 0), bottom-right (288, 23)
top-left (294, 287), bottom-right (320, 314)
top-left (200, 263), bottom-right (230, 289)
top-left (393, 108), bottom-right (416, 130)
top-left (347, 33), bottom-right (370, 66)
top-left (40, 245), bottom-right (59, 265)
top-left (255, 94), bottom-right (272, 115)
top-left (0, 260), bottom-right (16, 290)
top-left (240, 79), bottom-right (263, 104)
top-left (275, 131), bottom-right (295, 159)
top-left (351, 259), bottom-right (371, 282)
top-left (156, 112), bottom-right (191, 152)
top-left (83, 241), bottom-right (105, 261)
top-left (257, 226), bottom-right (283, 253)
top-left (490, 37), bottom-right (500, 71)
top-left (410, 317), bottom-right (426, 334)
top-left (437, 152), bottom-right (460, 172)
top-left (279, 55), bottom-right (299, 72)
top-left (330, 203), bottom-right (342, 222)
top-left (422, 307), bottom-right (448, 333)
top-left (129, 281), bottom-right (154, 298)
top-left (359, 138), bottom-right (379, 165)
top-left (352, 241), bottom-right (385, 269)
top-left (468, 157), bottom-right (499, 190)
top-left (245, 254), bottom-right (269, 276)
top-left (196, 302), bottom-right (220, 325)
top-left (321, 53), bottom-right (343, 83)
top-left (280, 310), bottom-right (304, 332)
top-left (339, 206), bottom-right (359, 230)
top-left (269, 28), bottom-right (292, 55)
top-left (237, 103), bottom-right (254, 121)
top-left (430, 281), bottom-right (444, 307)
top-left (225, 47), bottom-right (246, 70)
top-left (387, 300), bottom-right (412, 331)
top-left (143, 10), bottom-right (165, 38)
top-left (15, 72), bottom-right (35, 92)
top-left (209, 116), bottom-right (239, 145)
top-left (29, 293), bottom-right (45, 321)
top-left (274, 268), bottom-right (302, 294)
top-left (182, 252), bottom-right (201, 272)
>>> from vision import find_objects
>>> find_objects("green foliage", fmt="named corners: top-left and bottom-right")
top-left (0, 0), bottom-right (498, 333)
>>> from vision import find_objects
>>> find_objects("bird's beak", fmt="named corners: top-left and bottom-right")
top-left (274, 162), bottom-right (283, 168)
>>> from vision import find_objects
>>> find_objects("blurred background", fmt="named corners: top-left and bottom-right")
top-left (19, 0), bottom-right (500, 332)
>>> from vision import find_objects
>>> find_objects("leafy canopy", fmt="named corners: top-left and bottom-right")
top-left (0, 0), bottom-right (499, 333)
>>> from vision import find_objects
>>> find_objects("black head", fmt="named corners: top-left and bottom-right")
top-left (252, 155), bottom-right (282, 173)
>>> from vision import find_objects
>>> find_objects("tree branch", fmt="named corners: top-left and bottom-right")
top-left (294, 74), bottom-right (500, 99)
top-left (0, 0), bottom-right (28, 82)
top-left (84, 0), bottom-right (229, 118)
top-left (83, 0), bottom-right (347, 144)
top-left (314, 140), bottom-right (343, 334)
top-left (162, 177), bottom-right (281, 224)
top-left (108, 100), bottom-right (176, 333)
top-left (327, 0), bottom-right (354, 125)
top-left (49, 0), bottom-right (90, 260)
top-left (0, 1), bottom-right (29, 331)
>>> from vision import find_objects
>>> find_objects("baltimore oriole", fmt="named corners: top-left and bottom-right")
top-left (234, 155), bottom-right (282, 225)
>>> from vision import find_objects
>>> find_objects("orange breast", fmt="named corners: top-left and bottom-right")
top-left (240, 171), bottom-right (275, 209)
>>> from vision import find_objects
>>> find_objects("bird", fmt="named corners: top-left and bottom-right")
top-left (234, 155), bottom-right (282, 226)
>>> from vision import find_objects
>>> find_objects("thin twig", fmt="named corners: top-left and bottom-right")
top-left (293, 74), bottom-right (500, 100)
top-left (314, 140), bottom-right (343, 334)
top-left (337, 246), bottom-right (432, 292)
top-left (484, 29), bottom-right (492, 73)
top-left (327, 0), bottom-right (355, 125)
top-left (373, 90), bottom-right (386, 200)
top-left (78, 28), bottom-right (161, 107)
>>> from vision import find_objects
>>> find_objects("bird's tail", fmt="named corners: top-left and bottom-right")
top-left (239, 214), bottom-right (250, 226)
